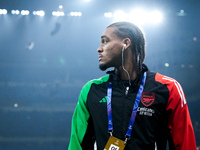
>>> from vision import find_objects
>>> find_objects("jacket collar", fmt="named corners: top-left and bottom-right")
top-left (106, 64), bottom-right (148, 88)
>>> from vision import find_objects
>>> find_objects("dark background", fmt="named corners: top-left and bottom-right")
top-left (0, 0), bottom-right (200, 149)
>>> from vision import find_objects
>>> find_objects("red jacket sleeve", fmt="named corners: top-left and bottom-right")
top-left (156, 74), bottom-right (196, 150)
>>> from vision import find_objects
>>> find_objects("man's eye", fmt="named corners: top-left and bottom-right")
top-left (101, 39), bottom-right (107, 44)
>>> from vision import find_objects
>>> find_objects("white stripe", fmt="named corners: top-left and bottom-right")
top-left (155, 141), bottom-right (157, 150)
top-left (94, 141), bottom-right (97, 150)
top-left (174, 81), bottom-right (187, 107)
top-left (162, 76), bottom-right (186, 107)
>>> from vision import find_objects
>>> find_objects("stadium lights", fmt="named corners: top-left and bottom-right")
top-left (149, 10), bottom-right (163, 24)
top-left (69, 12), bottom-right (82, 17)
top-left (11, 10), bottom-right (20, 15)
top-left (59, 5), bottom-right (63, 9)
top-left (113, 10), bottom-right (126, 21)
top-left (33, 10), bottom-right (45, 16)
top-left (177, 10), bottom-right (186, 16)
top-left (0, 7), bottom-right (164, 23)
top-left (105, 9), bottom-right (163, 25)
top-left (52, 11), bottom-right (65, 16)
top-left (104, 12), bottom-right (113, 18)
top-left (129, 9), bottom-right (148, 24)
top-left (0, 9), bottom-right (7, 15)
top-left (21, 10), bottom-right (30, 15)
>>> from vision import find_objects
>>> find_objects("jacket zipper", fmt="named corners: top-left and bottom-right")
top-left (125, 87), bottom-right (129, 95)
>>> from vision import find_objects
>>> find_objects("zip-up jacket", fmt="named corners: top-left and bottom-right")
top-left (68, 65), bottom-right (196, 150)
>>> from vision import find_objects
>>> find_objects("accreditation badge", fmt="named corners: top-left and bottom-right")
top-left (104, 136), bottom-right (126, 150)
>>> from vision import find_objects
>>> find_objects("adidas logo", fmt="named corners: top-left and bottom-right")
top-left (99, 96), bottom-right (107, 103)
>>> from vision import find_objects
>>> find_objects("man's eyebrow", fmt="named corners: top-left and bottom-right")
top-left (101, 35), bottom-right (109, 39)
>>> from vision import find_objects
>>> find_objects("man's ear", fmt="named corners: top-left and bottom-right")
top-left (123, 38), bottom-right (131, 49)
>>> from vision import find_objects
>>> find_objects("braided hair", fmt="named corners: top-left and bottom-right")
top-left (107, 22), bottom-right (145, 74)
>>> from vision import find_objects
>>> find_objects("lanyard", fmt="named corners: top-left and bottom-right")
top-left (107, 72), bottom-right (146, 140)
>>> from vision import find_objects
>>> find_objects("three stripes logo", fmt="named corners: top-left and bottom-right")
top-left (99, 96), bottom-right (107, 103)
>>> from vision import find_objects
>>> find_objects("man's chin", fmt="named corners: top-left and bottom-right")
top-left (99, 64), bottom-right (108, 71)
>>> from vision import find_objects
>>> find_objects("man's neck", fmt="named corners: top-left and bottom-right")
top-left (115, 48), bottom-right (138, 81)
top-left (116, 66), bottom-right (137, 81)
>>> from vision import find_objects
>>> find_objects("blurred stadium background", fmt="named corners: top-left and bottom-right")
top-left (0, 0), bottom-right (199, 149)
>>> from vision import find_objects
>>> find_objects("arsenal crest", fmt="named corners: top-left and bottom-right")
top-left (141, 92), bottom-right (155, 107)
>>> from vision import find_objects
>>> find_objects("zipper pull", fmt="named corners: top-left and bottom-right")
top-left (125, 87), bottom-right (129, 95)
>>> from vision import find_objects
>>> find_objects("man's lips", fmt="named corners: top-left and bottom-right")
top-left (98, 55), bottom-right (102, 61)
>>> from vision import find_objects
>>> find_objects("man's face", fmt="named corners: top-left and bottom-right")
top-left (97, 27), bottom-right (124, 71)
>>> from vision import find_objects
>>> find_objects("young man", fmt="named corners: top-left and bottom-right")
top-left (68, 22), bottom-right (196, 150)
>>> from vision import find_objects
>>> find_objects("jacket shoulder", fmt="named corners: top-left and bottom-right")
top-left (80, 75), bottom-right (109, 94)
top-left (84, 75), bottom-right (109, 87)
top-left (154, 72), bottom-right (187, 107)
top-left (155, 73), bottom-right (178, 89)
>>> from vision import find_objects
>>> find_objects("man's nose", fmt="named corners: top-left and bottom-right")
top-left (97, 45), bottom-right (103, 53)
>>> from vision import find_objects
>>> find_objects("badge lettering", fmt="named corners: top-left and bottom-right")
top-left (109, 144), bottom-right (119, 150)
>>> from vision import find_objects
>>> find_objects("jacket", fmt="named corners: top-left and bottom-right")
top-left (68, 65), bottom-right (196, 150)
